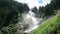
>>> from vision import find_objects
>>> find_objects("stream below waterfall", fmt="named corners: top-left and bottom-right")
top-left (18, 11), bottom-right (43, 34)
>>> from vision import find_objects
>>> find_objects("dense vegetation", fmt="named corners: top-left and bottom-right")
top-left (30, 0), bottom-right (60, 34)
top-left (0, 0), bottom-right (60, 34)
top-left (0, 0), bottom-right (29, 34)
top-left (30, 10), bottom-right (60, 34)
top-left (38, 0), bottom-right (60, 18)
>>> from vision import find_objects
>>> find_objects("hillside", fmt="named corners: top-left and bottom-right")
top-left (30, 10), bottom-right (60, 34)
top-left (0, 0), bottom-right (30, 34)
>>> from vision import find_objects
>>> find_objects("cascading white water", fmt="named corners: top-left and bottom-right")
top-left (24, 11), bottom-right (40, 33)
top-left (18, 10), bottom-right (43, 34)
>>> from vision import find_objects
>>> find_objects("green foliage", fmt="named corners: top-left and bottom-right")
top-left (0, 24), bottom-right (17, 34)
top-left (0, 0), bottom-right (30, 34)
top-left (39, 7), bottom-right (45, 18)
top-left (31, 7), bottom-right (38, 13)
top-left (0, 5), bottom-right (18, 27)
top-left (30, 10), bottom-right (60, 34)
top-left (39, 0), bottom-right (60, 18)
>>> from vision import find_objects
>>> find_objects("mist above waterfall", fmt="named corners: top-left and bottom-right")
top-left (24, 11), bottom-right (40, 33)
top-left (17, 10), bottom-right (43, 34)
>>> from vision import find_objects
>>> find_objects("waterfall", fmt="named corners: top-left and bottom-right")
top-left (17, 10), bottom-right (43, 34)
top-left (24, 11), bottom-right (40, 33)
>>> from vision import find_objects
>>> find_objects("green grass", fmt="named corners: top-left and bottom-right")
top-left (30, 10), bottom-right (60, 34)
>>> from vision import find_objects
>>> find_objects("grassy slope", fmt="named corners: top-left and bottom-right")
top-left (30, 10), bottom-right (60, 34)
